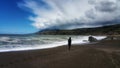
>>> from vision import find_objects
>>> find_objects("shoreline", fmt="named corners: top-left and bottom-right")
top-left (0, 35), bottom-right (106, 53)
top-left (0, 40), bottom-right (120, 68)
top-left (0, 42), bottom-right (91, 53)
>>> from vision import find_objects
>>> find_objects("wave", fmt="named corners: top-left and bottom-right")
top-left (0, 35), bottom-right (106, 52)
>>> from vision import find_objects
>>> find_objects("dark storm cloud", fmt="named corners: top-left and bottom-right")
top-left (85, 9), bottom-right (96, 19)
top-left (95, 1), bottom-right (117, 12)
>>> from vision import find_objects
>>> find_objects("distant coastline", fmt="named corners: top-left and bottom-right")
top-left (37, 24), bottom-right (120, 35)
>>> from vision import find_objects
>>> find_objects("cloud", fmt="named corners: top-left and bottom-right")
top-left (86, 0), bottom-right (120, 23)
top-left (18, 0), bottom-right (120, 30)
top-left (95, 0), bottom-right (117, 12)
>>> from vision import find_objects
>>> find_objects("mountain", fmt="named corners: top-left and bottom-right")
top-left (36, 24), bottom-right (120, 35)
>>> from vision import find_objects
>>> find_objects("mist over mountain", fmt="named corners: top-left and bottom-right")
top-left (37, 24), bottom-right (120, 35)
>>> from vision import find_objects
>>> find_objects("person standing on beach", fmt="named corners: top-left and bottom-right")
top-left (68, 37), bottom-right (72, 50)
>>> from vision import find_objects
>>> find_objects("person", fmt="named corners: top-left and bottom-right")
top-left (68, 37), bottom-right (72, 50)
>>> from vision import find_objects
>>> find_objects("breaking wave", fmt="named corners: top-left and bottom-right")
top-left (0, 35), bottom-right (106, 52)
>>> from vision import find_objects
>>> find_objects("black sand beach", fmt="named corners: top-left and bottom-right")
top-left (0, 40), bottom-right (120, 68)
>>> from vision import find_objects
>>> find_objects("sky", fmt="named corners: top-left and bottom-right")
top-left (0, 0), bottom-right (120, 34)
top-left (0, 0), bottom-right (37, 34)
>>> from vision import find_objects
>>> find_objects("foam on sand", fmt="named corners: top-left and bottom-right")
top-left (0, 35), bottom-right (106, 52)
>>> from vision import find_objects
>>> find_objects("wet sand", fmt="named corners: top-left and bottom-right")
top-left (0, 40), bottom-right (120, 68)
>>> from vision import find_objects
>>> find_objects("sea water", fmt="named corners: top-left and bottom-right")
top-left (0, 35), bottom-right (106, 52)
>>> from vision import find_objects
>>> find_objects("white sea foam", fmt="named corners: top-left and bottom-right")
top-left (0, 35), bottom-right (106, 52)
top-left (93, 36), bottom-right (106, 40)
top-left (0, 37), bottom-right (21, 43)
top-left (0, 37), bottom-right (10, 42)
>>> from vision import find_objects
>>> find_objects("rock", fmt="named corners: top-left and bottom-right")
top-left (88, 36), bottom-right (98, 42)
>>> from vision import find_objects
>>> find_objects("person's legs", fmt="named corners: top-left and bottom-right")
top-left (68, 45), bottom-right (71, 50)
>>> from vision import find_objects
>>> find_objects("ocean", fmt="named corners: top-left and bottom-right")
top-left (0, 35), bottom-right (106, 52)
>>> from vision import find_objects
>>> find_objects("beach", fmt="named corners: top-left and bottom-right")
top-left (0, 40), bottom-right (120, 68)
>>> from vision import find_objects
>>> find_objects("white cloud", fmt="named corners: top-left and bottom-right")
top-left (18, 0), bottom-right (120, 30)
